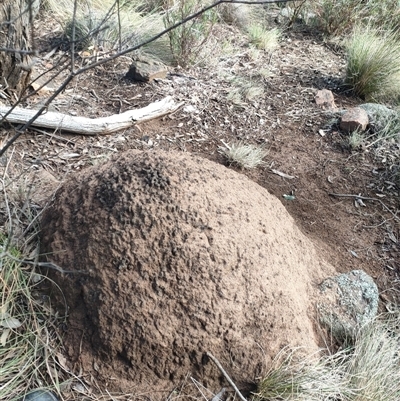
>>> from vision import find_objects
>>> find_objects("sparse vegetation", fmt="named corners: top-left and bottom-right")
top-left (256, 314), bottom-right (400, 401)
top-left (345, 26), bottom-right (400, 101)
top-left (348, 129), bottom-right (365, 150)
top-left (226, 76), bottom-right (265, 106)
top-left (46, 0), bottom-right (171, 60)
top-left (0, 235), bottom-right (64, 400)
top-left (300, 0), bottom-right (400, 37)
top-left (219, 141), bottom-right (268, 169)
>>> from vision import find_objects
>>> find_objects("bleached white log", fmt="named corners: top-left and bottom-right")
top-left (0, 96), bottom-right (183, 135)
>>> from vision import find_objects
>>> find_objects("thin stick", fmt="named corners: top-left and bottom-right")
top-left (328, 193), bottom-right (400, 222)
top-left (206, 352), bottom-right (247, 401)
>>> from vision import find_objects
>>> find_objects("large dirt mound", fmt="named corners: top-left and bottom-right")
top-left (40, 150), bottom-right (334, 395)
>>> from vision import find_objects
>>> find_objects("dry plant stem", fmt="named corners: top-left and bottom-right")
top-left (70, 0), bottom-right (78, 73)
top-left (206, 352), bottom-right (247, 401)
top-left (329, 193), bottom-right (400, 222)
top-left (0, 0), bottom-right (298, 156)
top-left (2, 253), bottom-right (86, 274)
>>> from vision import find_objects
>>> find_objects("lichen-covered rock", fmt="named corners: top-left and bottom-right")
top-left (40, 150), bottom-right (335, 396)
top-left (318, 270), bottom-right (378, 341)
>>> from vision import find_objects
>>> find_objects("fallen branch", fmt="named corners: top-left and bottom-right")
top-left (328, 193), bottom-right (400, 222)
top-left (0, 96), bottom-right (183, 135)
top-left (206, 351), bottom-right (247, 401)
top-left (271, 169), bottom-right (295, 179)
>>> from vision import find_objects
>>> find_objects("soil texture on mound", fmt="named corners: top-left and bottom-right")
top-left (40, 150), bottom-right (335, 395)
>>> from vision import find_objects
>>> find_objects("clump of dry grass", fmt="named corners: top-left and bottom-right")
top-left (0, 235), bottom-right (65, 400)
top-left (219, 141), bottom-right (268, 169)
top-left (0, 162), bottom-right (69, 400)
top-left (256, 314), bottom-right (400, 401)
top-left (255, 347), bottom-right (350, 401)
top-left (246, 25), bottom-right (281, 51)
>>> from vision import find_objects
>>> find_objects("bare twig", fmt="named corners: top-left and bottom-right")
top-left (206, 351), bottom-right (247, 401)
top-left (328, 193), bottom-right (400, 222)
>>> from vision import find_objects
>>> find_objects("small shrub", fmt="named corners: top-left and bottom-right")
top-left (163, 0), bottom-right (217, 66)
top-left (345, 26), bottom-right (400, 101)
top-left (217, 3), bottom-right (258, 29)
top-left (310, 0), bottom-right (365, 36)
top-left (246, 25), bottom-right (281, 51)
top-left (219, 142), bottom-right (268, 169)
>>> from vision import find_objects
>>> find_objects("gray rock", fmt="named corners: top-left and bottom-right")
top-left (340, 107), bottom-right (369, 132)
top-left (20, 389), bottom-right (59, 401)
top-left (125, 58), bottom-right (168, 82)
top-left (359, 103), bottom-right (399, 133)
top-left (318, 270), bottom-right (378, 341)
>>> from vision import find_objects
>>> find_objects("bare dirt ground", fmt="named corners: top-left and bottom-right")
top-left (1, 6), bottom-right (400, 397)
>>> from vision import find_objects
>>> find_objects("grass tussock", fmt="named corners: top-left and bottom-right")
top-left (348, 129), bottom-right (365, 150)
top-left (219, 141), bottom-right (268, 169)
top-left (256, 314), bottom-right (400, 401)
top-left (345, 26), bottom-right (400, 101)
top-left (246, 25), bottom-right (281, 51)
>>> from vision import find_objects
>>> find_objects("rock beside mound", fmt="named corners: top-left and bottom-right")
top-left (40, 150), bottom-right (334, 396)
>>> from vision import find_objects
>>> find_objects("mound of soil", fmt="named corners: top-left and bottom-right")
top-left (40, 150), bottom-right (335, 395)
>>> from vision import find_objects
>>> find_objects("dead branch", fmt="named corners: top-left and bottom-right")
top-left (328, 193), bottom-right (400, 222)
top-left (0, 96), bottom-right (183, 135)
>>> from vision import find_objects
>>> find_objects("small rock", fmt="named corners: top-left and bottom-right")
top-left (20, 389), bottom-right (59, 401)
top-left (318, 270), bottom-right (378, 341)
top-left (125, 58), bottom-right (168, 82)
top-left (315, 89), bottom-right (337, 110)
top-left (340, 107), bottom-right (369, 132)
